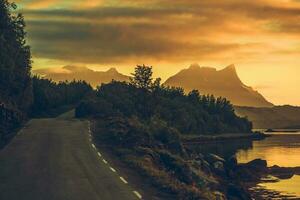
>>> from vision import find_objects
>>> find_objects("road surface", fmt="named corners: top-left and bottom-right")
top-left (0, 111), bottom-right (140, 200)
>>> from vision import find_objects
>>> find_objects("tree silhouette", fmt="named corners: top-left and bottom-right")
top-left (0, 0), bottom-right (32, 112)
top-left (77, 66), bottom-right (253, 135)
top-left (130, 65), bottom-right (153, 90)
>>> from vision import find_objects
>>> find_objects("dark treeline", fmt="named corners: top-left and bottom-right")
top-left (77, 65), bottom-right (252, 135)
top-left (0, 0), bottom-right (32, 146)
top-left (31, 76), bottom-right (92, 117)
top-left (0, 0), bottom-right (93, 145)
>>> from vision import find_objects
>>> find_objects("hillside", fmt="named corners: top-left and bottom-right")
top-left (75, 65), bottom-right (254, 199)
top-left (164, 64), bottom-right (273, 107)
top-left (235, 105), bottom-right (300, 129)
top-left (33, 66), bottom-right (130, 88)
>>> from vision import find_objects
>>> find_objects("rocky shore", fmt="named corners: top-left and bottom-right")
top-left (190, 151), bottom-right (300, 199)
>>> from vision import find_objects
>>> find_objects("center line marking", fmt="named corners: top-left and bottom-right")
top-left (120, 177), bottom-right (128, 184)
top-left (133, 191), bottom-right (142, 199)
top-left (103, 159), bottom-right (108, 164)
top-left (110, 167), bottom-right (116, 172)
top-left (92, 144), bottom-right (96, 149)
top-left (97, 152), bottom-right (102, 157)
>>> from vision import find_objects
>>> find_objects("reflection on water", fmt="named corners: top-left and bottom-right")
top-left (236, 131), bottom-right (300, 199)
top-left (258, 175), bottom-right (300, 198)
top-left (236, 133), bottom-right (300, 167)
top-left (188, 139), bottom-right (253, 160)
top-left (188, 130), bottom-right (300, 199)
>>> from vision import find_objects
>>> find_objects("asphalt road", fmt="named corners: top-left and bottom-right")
top-left (0, 111), bottom-right (139, 200)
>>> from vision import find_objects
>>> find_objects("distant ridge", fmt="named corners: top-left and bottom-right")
top-left (164, 64), bottom-right (273, 107)
top-left (235, 105), bottom-right (300, 129)
top-left (33, 66), bottom-right (130, 87)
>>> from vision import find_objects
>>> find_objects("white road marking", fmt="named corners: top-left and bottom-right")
top-left (110, 167), bottom-right (116, 173)
top-left (97, 152), bottom-right (102, 157)
top-left (133, 191), bottom-right (142, 199)
top-left (89, 138), bottom-right (91, 142)
top-left (92, 144), bottom-right (96, 149)
top-left (103, 159), bottom-right (108, 164)
top-left (120, 177), bottom-right (128, 184)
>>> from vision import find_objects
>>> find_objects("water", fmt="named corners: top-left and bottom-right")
top-left (236, 132), bottom-right (300, 167)
top-left (188, 130), bottom-right (300, 199)
top-left (236, 130), bottom-right (300, 199)
top-left (257, 175), bottom-right (300, 198)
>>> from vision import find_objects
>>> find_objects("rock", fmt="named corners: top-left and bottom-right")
top-left (214, 161), bottom-right (225, 172)
top-left (214, 191), bottom-right (226, 200)
top-left (206, 153), bottom-right (225, 164)
top-left (227, 183), bottom-right (251, 200)
top-left (226, 156), bottom-right (238, 169)
top-left (202, 160), bottom-right (212, 175)
top-left (245, 159), bottom-right (267, 170)
top-left (195, 153), bottom-right (204, 161)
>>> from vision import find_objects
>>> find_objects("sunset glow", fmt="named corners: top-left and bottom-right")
top-left (17, 0), bottom-right (300, 105)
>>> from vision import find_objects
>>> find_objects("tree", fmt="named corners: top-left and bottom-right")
top-left (130, 65), bottom-right (153, 90)
top-left (0, 0), bottom-right (32, 112)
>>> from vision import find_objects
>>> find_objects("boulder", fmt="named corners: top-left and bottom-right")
top-left (214, 161), bottom-right (225, 172)
top-left (227, 183), bottom-right (251, 200)
top-left (202, 160), bottom-right (212, 175)
top-left (225, 156), bottom-right (238, 169)
top-left (214, 191), bottom-right (227, 200)
top-left (213, 161), bottom-right (226, 177)
top-left (206, 153), bottom-right (225, 164)
top-left (245, 159), bottom-right (267, 171)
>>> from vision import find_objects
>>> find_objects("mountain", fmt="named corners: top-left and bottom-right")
top-left (235, 105), bottom-right (300, 129)
top-left (33, 66), bottom-right (130, 87)
top-left (164, 64), bottom-right (273, 107)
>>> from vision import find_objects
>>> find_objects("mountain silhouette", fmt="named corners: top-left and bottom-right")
top-left (164, 64), bottom-right (273, 107)
top-left (33, 66), bottom-right (130, 87)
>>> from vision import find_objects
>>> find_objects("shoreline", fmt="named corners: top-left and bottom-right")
top-left (182, 132), bottom-right (268, 144)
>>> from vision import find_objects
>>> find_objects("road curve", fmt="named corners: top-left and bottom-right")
top-left (0, 112), bottom-right (139, 200)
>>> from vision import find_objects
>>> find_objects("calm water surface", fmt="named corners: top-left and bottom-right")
top-left (236, 130), bottom-right (300, 198)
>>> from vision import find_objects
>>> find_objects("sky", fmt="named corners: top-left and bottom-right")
top-left (15, 0), bottom-right (300, 106)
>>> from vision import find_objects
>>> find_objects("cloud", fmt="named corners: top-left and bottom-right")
top-left (18, 0), bottom-right (300, 65)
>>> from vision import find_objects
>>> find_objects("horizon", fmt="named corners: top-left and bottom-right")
top-left (33, 63), bottom-right (299, 107)
top-left (15, 0), bottom-right (300, 106)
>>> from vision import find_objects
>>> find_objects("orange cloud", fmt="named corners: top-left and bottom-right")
top-left (26, 0), bottom-right (59, 9)
top-left (18, 0), bottom-right (300, 105)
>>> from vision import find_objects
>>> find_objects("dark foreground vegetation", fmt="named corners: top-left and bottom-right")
top-left (0, 1), bottom-right (92, 146)
top-left (30, 76), bottom-right (92, 117)
top-left (76, 65), bottom-right (257, 199)
top-left (0, 0), bottom-right (32, 146)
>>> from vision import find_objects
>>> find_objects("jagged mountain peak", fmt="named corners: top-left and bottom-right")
top-left (106, 67), bottom-right (118, 73)
top-left (224, 64), bottom-right (236, 70)
top-left (164, 64), bottom-right (273, 107)
top-left (188, 63), bottom-right (201, 70)
top-left (33, 66), bottom-right (130, 88)
top-left (62, 65), bottom-right (91, 72)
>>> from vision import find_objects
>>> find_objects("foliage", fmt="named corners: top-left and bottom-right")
top-left (130, 65), bottom-right (153, 89)
top-left (0, 0), bottom-right (32, 113)
top-left (78, 79), bottom-right (252, 135)
top-left (31, 76), bottom-right (93, 116)
top-left (81, 66), bottom-right (253, 199)
top-left (130, 65), bottom-right (162, 91)
top-left (0, 0), bottom-right (32, 145)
